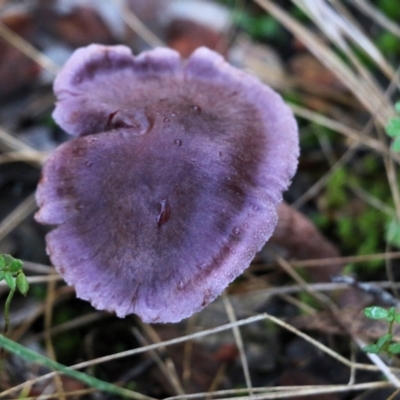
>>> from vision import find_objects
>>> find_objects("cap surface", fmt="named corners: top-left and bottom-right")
top-left (36, 44), bottom-right (299, 323)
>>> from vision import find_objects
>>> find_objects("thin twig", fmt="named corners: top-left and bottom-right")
top-left (112, 0), bottom-right (165, 48)
top-left (353, 336), bottom-right (400, 388)
top-left (0, 312), bottom-right (390, 399)
top-left (0, 20), bottom-right (60, 75)
top-left (132, 328), bottom-right (185, 397)
top-left (289, 103), bottom-right (396, 161)
top-left (253, 0), bottom-right (394, 126)
top-left (222, 293), bottom-right (253, 396)
top-left (0, 151), bottom-right (47, 165)
top-left (165, 381), bottom-right (393, 400)
top-left (292, 144), bottom-right (358, 208)
top-left (266, 251), bottom-right (400, 269)
top-left (350, 0), bottom-right (400, 39)
top-left (0, 193), bottom-right (37, 242)
top-left (0, 127), bottom-right (39, 155)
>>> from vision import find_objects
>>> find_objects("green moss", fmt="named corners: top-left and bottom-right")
top-left (325, 167), bottom-right (348, 208)
top-left (376, 32), bottom-right (400, 56)
top-left (322, 158), bottom-right (390, 271)
top-left (233, 12), bottom-right (283, 40)
top-left (378, 0), bottom-right (400, 20)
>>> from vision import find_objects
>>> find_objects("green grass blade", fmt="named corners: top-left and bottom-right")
top-left (0, 334), bottom-right (152, 400)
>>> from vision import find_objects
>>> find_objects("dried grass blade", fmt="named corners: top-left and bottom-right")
top-left (0, 20), bottom-right (59, 75)
top-left (252, 0), bottom-right (394, 125)
top-left (0, 193), bottom-right (37, 243)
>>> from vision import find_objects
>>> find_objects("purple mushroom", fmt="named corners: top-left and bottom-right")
top-left (35, 44), bottom-right (299, 323)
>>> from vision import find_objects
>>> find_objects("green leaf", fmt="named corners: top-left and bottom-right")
top-left (2, 254), bottom-right (13, 265)
top-left (386, 117), bottom-right (400, 137)
top-left (394, 314), bottom-right (400, 323)
top-left (4, 272), bottom-right (16, 290)
top-left (16, 273), bottom-right (29, 296)
top-left (386, 307), bottom-right (397, 322)
top-left (386, 219), bottom-right (400, 248)
top-left (0, 271), bottom-right (5, 281)
top-left (363, 344), bottom-right (380, 353)
top-left (395, 102), bottom-right (400, 114)
top-left (0, 334), bottom-right (146, 399)
top-left (377, 333), bottom-right (392, 349)
top-left (8, 258), bottom-right (23, 273)
top-left (0, 255), bottom-right (5, 269)
top-left (391, 137), bottom-right (400, 152)
top-left (364, 306), bottom-right (388, 320)
top-left (389, 343), bottom-right (400, 354)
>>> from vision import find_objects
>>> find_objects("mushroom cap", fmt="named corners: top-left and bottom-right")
top-left (36, 44), bottom-right (299, 323)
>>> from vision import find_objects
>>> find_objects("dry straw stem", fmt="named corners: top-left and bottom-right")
top-left (289, 103), bottom-right (398, 163)
top-left (294, 0), bottom-right (395, 80)
top-left (0, 127), bottom-right (45, 172)
top-left (10, 287), bottom-right (75, 343)
top-left (0, 130), bottom-right (44, 255)
top-left (132, 327), bottom-right (186, 396)
top-left (276, 255), bottom-right (400, 386)
top-left (274, 254), bottom-right (400, 386)
top-left (8, 383), bottom-right (396, 400)
top-left (0, 313), bottom-right (393, 399)
top-left (253, 0), bottom-right (395, 126)
top-left (0, 127), bottom-right (41, 154)
top-left (112, 0), bottom-right (165, 47)
top-left (0, 275), bottom-right (62, 287)
top-left (26, 312), bottom-right (110, 344)
top-left (182, 316), bottom-right (196, 386)
top-left (292, 143), bottom-right (357, 208)
top-left (222, 293), bottom-right (253, 395)
top-left (21, 387), bottom-right (99, 400)
top-left (349, 183), bottom-right (395, 217)
top-left (232, 281), bottom-right (400, 300)
top-left (278, 250), bottom-right (400, 269)
top-left (389, 389), bottom-right (400, 400)
top-left (0, 150), bottom-right (47, 165)
top-left (350, 0), bottom-right (400, 39)
top-left (274, 254), bottom-right (336, 309)
top-left (277, 291), bottom-right (317, 315)
top-left (0, 20), bottom-right (60, 75)
top-left (0, 193), bottom-right (37, 243)
top-left (20, 261), bottom-right (55, 274)
top-left (166, 382), bottom-right (395, 400)
top-left (137, 322), bottom-right (185, 396)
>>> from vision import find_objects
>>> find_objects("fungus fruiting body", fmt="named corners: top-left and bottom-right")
top-left (35, 44), bottom-right (299, 323)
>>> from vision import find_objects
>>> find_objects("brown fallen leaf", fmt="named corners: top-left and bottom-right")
top-left (271, 202), bottom-right (343, 282)
top-left (166, 18), bottom-right (229, 57)
top-left (290, 52), bottom-right (347, 92)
